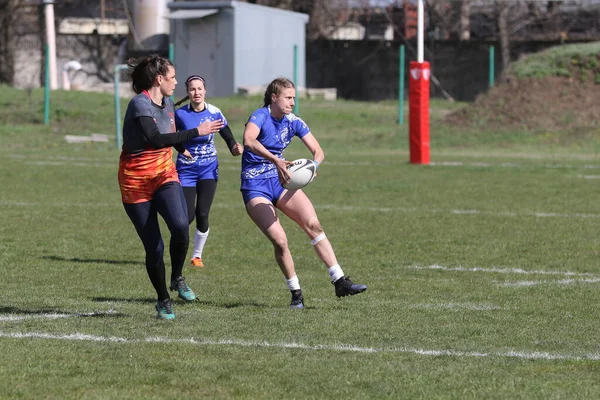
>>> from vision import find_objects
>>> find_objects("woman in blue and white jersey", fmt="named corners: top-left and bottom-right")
top-left (175, 75), bottom-right (243, 268)
top-left (241, 77), bottom-right (367, 309)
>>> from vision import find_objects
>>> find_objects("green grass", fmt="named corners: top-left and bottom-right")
top-left (1, 86), bottom-right (600, 398)
top-left (512, 41), bottom-right (600, 80)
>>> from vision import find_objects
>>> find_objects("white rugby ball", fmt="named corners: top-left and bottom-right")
top-left (283, 158), bottom-right (317, 190)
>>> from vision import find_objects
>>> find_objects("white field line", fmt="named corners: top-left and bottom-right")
top-left (410, 302), bottom-right (506, 311)
top-left (0, 330), bottom-right (598, 361)
top-left (7, 153), bottom-right (600, 171)
top-left (429, 161), bottom-right (600, 170)
top-left (500, 277), bottom-right (600, 288)
top-left (407, 264), bottom-right (599, 278)
top-left (0, 311), bottom-right (118, 322)
top-left (2, 199), bottom-right (600, 220)
top-left (577, 174), bottom-right (600, 179)
top-left (314, 204), bottom-right (600, 219)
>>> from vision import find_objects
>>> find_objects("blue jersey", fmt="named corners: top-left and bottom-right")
top-left (174, 103), bottom-right (228, 167)
top-left (241, 107), bottom-right (310, 180)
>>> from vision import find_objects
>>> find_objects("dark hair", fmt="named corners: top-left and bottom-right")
top-left (128, 54), bottom-right (174, 94)
top-left (263, 77), bottom-right (295, 107)
top-left (174, 75), bottom-right (206, 107)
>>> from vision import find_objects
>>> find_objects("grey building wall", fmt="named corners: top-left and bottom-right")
top-left (170, 1), bottom-right (308, 99)
top-left (233, 2), bottom-right (308, 91)
top-left (172, 8), bottom-right (235, 100)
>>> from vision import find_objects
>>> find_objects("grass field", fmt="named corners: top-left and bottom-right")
top-left (1, 84), bottom-right (600, 399)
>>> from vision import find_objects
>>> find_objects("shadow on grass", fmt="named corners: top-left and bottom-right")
top-left (0, 306), bottom-right (59, 315)
top-left (0, 306), bottom-right (128, 318)
top-left (196, 299), bottom-right (294, 309)
top-left (92, 297), bottom-right (300, 310)
top-left (91, 297), bottom-right (155, 304)
top-left (42, 255), bottom-right (139, 266)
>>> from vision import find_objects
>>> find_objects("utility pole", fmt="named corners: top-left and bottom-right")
top-left (43, 0), bottom-right (58, 90)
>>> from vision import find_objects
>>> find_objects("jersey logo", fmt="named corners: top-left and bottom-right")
top-left (279, 127), bottom-right (289, 144)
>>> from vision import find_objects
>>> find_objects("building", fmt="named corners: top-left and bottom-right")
top-left (167, 1), bottom-right (309, 98)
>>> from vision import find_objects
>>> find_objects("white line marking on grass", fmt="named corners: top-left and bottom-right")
top-left (410, 302), bottom-right (506, 311)
top-left (407, 264), bottom-right (598, 277)
top-left (2, 199), bottom-right (600, 220)
top-left (315, 204), bottom-right (600, 219)
top-left (0, 311), bottom-right (118, 322)
top-left (1, 330), bottom-right (599, 361)
top-left (500, 277), bottom-right (600, 288)
top-left (0, 201), bottom-right (117, 208)
top-left (577, 174), bottom-right (600, 179)
top-left (10, 153), bottom-right (600, 171)
top-left (430, 161), bottom-right (600, 170)
top-left (29, 161), bottom-right (112, 168)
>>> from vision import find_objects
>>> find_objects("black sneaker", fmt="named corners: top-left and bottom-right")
top-left (156, 298), bottom-right (175, 320)
top-left (290, 289), bottom-right (304, 309)
top-left (333, 276), bottom-right (367, 298)
top-left (169, 276), bottom-right (196, 302)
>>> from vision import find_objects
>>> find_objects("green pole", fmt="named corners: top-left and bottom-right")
top-left (489, 45), bottom-right (495, 88)
top-left (399, 45), bottom-right (405, 125)
top-left (114, 64), bottom-right (128, 149)
top-left (293, 44), bottom-right (299, 115)
top-left (44, 44), bottom-right (50, 125)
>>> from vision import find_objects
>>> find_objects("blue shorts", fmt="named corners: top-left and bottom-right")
top-left (177, 159), bottom-right (219, 187)
top-left (241, 176), bottom-right (284, 206)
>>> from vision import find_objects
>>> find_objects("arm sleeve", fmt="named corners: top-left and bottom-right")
top-left (138, 116), bottom-right (198, 148)
top-left (218, 125), bottom-right (238, 152)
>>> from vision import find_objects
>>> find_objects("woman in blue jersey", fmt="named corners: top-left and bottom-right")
top-left (174, 76), bottom-right (243, 268)
top-left (241, 77), bottom-right (367, 309)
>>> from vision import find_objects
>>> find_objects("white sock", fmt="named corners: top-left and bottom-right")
top-left (192, 228), bottom-right (209, 259)
top-left (328, 264), bottom-right (344, 283)
top-left (286, 275), bottom-right (301, 291)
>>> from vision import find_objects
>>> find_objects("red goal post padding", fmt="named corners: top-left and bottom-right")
top-left (409, 61), bottom-right (430, 165)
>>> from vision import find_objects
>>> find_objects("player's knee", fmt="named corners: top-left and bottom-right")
top-left (147, 240), bottom-right (164, 260)
top-left (270, 235), bottom-right (289, 253)
top-left (306, 217), bottom-right (322, 236)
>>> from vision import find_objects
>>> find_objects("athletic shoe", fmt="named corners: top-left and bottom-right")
top-left (156, 298), bottom-right (175, 320)
top-left (333, 276), bottom-right (367, 298)
top-left (190, 257), bottom-right (205, 268)
top-left (290, 289), bottom-right (304, 309)
top-left (169, 276), bottom-right (196, 302)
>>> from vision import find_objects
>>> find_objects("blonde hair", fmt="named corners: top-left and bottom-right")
top-left (263, 77), bottom-right (295, 107)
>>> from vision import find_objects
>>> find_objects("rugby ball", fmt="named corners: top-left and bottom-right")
top-left (283, 159), bottom-right (317, 190)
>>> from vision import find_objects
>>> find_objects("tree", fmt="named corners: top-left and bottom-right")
top-left (459, 0), bottom-right (471, 40)
top-left (0, 0), bottom-right (18, 85)
top-left (496, 1), bottom-right (510, 73)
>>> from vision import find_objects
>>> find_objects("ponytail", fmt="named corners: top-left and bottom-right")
top-left (128, 54), bottom-right (173, 94)
top-left (174, 95), bottom-right (189, 107)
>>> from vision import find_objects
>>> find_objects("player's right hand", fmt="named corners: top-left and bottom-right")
top-left (197, 119), bottom-right (224, 136)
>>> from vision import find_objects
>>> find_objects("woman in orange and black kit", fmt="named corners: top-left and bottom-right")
top-left (118, 55), bottom-right (223, 319)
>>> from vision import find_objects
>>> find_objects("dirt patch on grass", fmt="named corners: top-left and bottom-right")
top-left (446, 75), bottom-right (600, 133)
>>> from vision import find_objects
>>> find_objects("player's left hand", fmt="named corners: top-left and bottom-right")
top-left (181, 150), bottom-right (193, 159)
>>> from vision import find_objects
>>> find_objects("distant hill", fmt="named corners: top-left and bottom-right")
top-left (446, 42), bottom-right (600, 135)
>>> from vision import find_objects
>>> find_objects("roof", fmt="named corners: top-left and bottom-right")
top-left (167, 1), bottom-right (309, 22)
